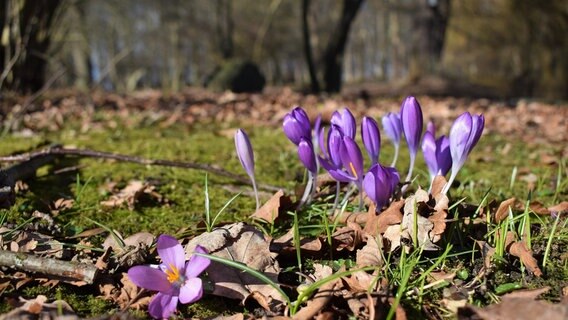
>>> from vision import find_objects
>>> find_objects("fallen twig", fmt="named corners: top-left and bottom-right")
top-left (0, 145), bottom-right (284, 193)
top-left (0, 249), bottom-right (98, 284)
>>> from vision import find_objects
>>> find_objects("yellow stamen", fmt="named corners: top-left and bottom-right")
top-left (349, 162), bottom-right (358, 179)
top-left (164, 264), bottom-right (181, 283)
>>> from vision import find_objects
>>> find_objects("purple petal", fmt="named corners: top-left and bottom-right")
top-left (185, 245), bottom-right (211, 279)
top-left (382, 112), bottom-right (402, 146)
top-left (361, 117), bottom-right (381, 165)
top-left (283, 107), bottom-right (311, 145)
top-left (421, 131), bottom-right (438, 178)
top-left (128, 266), bottom-right (172, 293)
top-left (340, 136), bottom-right (364, 182)
top-left (313, 115), bottom-right (323, 151)
top-left (466, 114), bottom-right (484, 154)
top-left (436, 135), bottom-right (452, 176)
top-left (298, 138), bottom-right (317, 174)
top-left (331, 109), bottom-right (356, 139)
top-left (328, 126), bottom-right (344, 167)
top-left (400, 96), bottom-right (423, 157)
top-left (426, 121), bottom-right (436, 136)
top-left (363, 164), bottom-right (393, 209)
top-left (235, 129), bottom-right (255, 179)
top-left (148, 292), bottom-right (179, 319)
top-left (179, 278), bottom-right (203, 304)
top-left (157, 235), bottom-right (185, 274)
top-left (328, 168), bottom-right (355, 183)
top-left (385, 166), bottom-right (400, 193)
top-left (449, 112), bottom-right (473, 171)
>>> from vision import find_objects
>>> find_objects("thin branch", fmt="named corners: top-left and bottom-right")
top-left (0, 146), bottom-right (284, 193)
top-left (0, 249), bottom-right (98, 284)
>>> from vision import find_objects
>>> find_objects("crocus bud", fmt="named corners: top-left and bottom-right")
top-left (422, 131), bottom-right (438, 178)
top-left (363, 164), bottom-right (400, 210)
top-left (426, 121), bottom-right (436, 136)
top-left (298, 138), bottom-right (317, 174)
top-left (449, 112), bottom-right (484, 172)
top-left (382, 112), bottom-right (402, 146)
top-left (443, 112), bottom-right (484, 194)
top-left (400, 96), bottom-right (423, 158)
top-left (331, 108), bottom-right (356, 139)
top-left (234, 129), bottom-right (255, 179)
top-left (283, 107), bottom-right (311, 145)
top-left (361, 116), bottom-right (381, 165)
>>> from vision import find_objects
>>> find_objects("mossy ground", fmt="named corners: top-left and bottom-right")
top-left (0, 104), bottom-right (566, 318)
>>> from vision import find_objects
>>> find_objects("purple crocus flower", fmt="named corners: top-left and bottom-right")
top-left (235, 129), bottom-right (259, 209)
top-left (400, 96), bottom-right (424, 184)
top-left (235, 129), bottom-right (255, 179)
top-left (283, 107), bottom-right (311, 145)
top-left (331, 108), bottom-right (356, 139)
top-left (361, 116), bottom-right (381, 165)
top-left (381, 112), bottom-right (402, 166)
top-left (442, 112), bottom-right (485, 194)
top-left (298, 138), bottom-right (317, 174)
top-left (422, 128), bottom-right (451, 180)
top-left (128, 235), bottom-right (210, 319)
top-left (363, 164), bottom-right (400, 210)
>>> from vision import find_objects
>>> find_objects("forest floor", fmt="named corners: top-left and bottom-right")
top-left (0, 87), bottom-right (566, 319)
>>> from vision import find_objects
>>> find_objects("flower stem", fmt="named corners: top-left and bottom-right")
top-left (442, 170), bottom-right (458, 195)
top-left (390, 145), bottom-right (400, 167)
top-left (401, 154), bottom-right (416, 194)
top-left (330, 181), bottom-right (341, 215)
top-left (251, 177), bottom-right (260, 211)
top-left (297, 172), bottom-right (314, 209)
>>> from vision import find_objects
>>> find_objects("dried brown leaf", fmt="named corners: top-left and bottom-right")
top-left (507, 241), bottom-right (543, 277)
top-left (251, 189), bottom-right (290, 224)
top-left (549, 201), bottom-right (568, 214)
top-left (101, 180), bottom-right (165, 210)
top-left (363, 200), bottom-right (404, 236)
top-left (495, 197), bottom-right (517, 222)
top-left (458, 295), bottom-right (568, 320)
top-left (332, 222), bottom-right (362, 251)
top-left (431, 175), bottom-right (448, 197)
top-left (356, 235), bottom-right (383, 268)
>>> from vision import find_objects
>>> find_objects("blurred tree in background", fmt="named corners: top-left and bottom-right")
top-left (1, 0), bottom-right (63, 92)
top-left (1, 0), bottom-right (567, 99)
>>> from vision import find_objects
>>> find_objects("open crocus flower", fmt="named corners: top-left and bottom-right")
top-left (331, 108), bottom-right (356, 139)
top-left (235, 129), bottom-right (260, 209)
top-left (363, 163), bottom-right (400, 210)
top-left (128, 235), bottom-right (210, 319)
top-left (442, 112), bottom-right (485, 194)
top-left (400, 96), bottom-right (424, 184)
top-left (422, 121), bottom-right (451, 184)
top-left (381, 112), bottom-right (402, 166)
top-left (361, 116), bottom-right (381, 165)
top-left (338, 136), bottom-right (365, 187)
top-left (283, 107), bottom-right (311, 145)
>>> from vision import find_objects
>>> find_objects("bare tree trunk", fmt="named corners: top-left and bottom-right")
top-left (408, 0), bottom-right (451, 80)
top-left (216, 0), bottom-right (234, 59)
top-left (321, 0), bottom-right (365, 93)
top-left (302, 0), bottom-right (320, 93)
top-left (0, 0), bottom-right (62, 92)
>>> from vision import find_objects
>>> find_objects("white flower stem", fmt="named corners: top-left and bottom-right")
top-left (251, 177), bottom-right (260, 210)
top-left (442, 170), bottom-right (458, 195)
top-left (297, 172), bottom-right (314, 209)
top-left (390, 145), bottom-right (400, 167)
top-left (401, 154), bottom-right (416, 194)
top-left (330, 181), bottom-right (341, 215)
